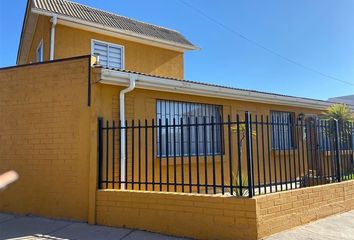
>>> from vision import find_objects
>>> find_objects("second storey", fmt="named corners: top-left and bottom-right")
top-left (17, 0), bottom-right (198, 80)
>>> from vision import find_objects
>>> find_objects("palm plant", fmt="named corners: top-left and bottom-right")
top-left (230, 122), bottom-right (256, 197)
top-left (322, 103), bottom-right (354, 178)
top-left (322, 103), bottom-right (353, 137)
top-left (232, 172), bottom-right (249, 196)
top-left (322, 103), bottom-right (353, 123)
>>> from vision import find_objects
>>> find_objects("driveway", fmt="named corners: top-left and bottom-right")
top-left (1, 211), bottom-right (353, 240)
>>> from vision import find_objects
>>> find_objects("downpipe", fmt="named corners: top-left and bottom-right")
top-left (50, 15), bottom-right (58, 60)
top-left (120, 74), bottom-right (137, 189)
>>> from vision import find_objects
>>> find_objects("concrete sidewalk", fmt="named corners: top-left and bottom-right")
top-left (0, 213), bottom-right (188, 240)
top-left (264, 210), bottom-right (354, 240)
top-left (1, 211), bottom-right (353, 240)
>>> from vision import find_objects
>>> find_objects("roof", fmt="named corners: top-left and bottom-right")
top-left (328, 95), bottom-right (354, 106)
top-left (99, 66), bottom-right (344, 110)
top-left (31, 0), bottom-right (197, 50)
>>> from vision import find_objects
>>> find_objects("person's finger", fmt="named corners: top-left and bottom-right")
top-left (0, 171), bottom-right (19, 190)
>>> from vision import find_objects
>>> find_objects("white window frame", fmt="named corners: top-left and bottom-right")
top-left (91, 39), bottom-right (125, 69)
top-left (36, 39), bottom-right (43, 62)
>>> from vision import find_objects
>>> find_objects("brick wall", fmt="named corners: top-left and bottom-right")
top-left (96, 190), bottom-right (258, 240)
top-left (0, 57), bottom-right (92, 221)
top-left (256, 180), bottom-right (354, 239)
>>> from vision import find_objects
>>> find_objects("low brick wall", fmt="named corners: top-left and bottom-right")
top-left (256, 180), bottom-right (354, 239)
top-left (96, 190), bottom-right (257, 240)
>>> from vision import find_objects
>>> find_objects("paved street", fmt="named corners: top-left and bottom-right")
top-left (1, 211), bottom-right (353, 240)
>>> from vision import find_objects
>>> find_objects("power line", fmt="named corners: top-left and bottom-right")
top-left (177, 0), bottom-right (354, 87)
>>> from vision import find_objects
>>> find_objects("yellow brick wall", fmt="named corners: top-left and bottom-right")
top-left (256, 180), bottom-right (354, 239)
top-left (54, 24), bottom-right (184, 79)
top-left (21, 15), bottom-right (185, 79)
top-left (26, 15), bottom-right (51, 63)
top-left (96, 83), bottom-right (324, 193)
top-left (96, 190), bottom-right (258, 240)
top-left (0, 57), bottom-right (92, 221)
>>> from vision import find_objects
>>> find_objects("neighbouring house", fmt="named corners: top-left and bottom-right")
top-left (328, 95), bottom-right (354, 106)
top-left (0, 0), bottom-right (353, 240)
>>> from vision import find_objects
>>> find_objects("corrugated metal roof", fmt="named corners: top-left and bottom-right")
top-left (32, 0), bottom-right (196, 49)
top-left (100, 66), bottom-right (338, 106)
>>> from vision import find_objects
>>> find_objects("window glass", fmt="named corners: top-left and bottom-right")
top-left (92, 40), bottom-right (124, 69)
top-left (36, 41), bottom-right (43, 62)
top-left (156, 100), bottom-right (223, 157)
top-left (271, 111), bottom-right (295, 150)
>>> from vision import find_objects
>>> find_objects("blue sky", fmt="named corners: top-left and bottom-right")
top-left (0, 0), bottom-right (353, 100)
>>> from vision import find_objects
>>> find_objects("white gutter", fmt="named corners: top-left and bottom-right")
top-left (100, 69), bottom-right (337, 110)
top-left (119, 74), bottom-right (137, 189)
top-left (50, 15), bottom-right (57, 60)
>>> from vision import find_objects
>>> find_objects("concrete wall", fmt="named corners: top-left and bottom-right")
top-left (256, 180), bottom-right (354, 239)
top-left (96, 190), bottom-right (258, 240)
top-left (0, 57), bottom-right (92, 221)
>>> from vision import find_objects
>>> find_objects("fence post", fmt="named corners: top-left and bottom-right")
top-left (333, 119), bottom-right (341, 182)
top-left (245, 112), bottom-right (254, 198)
top-left (97, 118), bottom-right (103, 189)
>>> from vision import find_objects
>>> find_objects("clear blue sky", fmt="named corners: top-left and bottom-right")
top-left (0, 0), bottom-right (353, 100)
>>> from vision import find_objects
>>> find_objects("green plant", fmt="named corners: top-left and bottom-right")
top-left (322, 103), bottom-right (353, 143)
top-left (231, 123), bottom-right (256, 145)
top-left (322, 103), bottom-right (353, 122)
top-left (232, 172), bottom-right (249, 197)
top-left (230, 122), bottom-right (255, 197)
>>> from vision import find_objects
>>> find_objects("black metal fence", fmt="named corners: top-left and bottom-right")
top-left (97, 113), bottom-right (354, 198)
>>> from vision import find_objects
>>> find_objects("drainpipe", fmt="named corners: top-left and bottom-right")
top-left (50, 15), bottom-right (58, 60)
top-left (120, 74), bottom-right (137, 189)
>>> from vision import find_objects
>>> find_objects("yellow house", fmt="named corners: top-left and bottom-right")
top-left (1, 0), bottom-right (353, 239)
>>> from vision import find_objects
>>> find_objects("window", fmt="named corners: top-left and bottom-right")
top-left (156, 100), bottom-right (223, 157)
top-left (317, 119), bottom-right (331, 151)
top-left (271, 111), bottom-right (295, 150)
top-left (36, 40), bottom-right (43, 62)
top-left (317, 120), bottom-right (354, 151)
top-left (91, 40), bottom-right (124, 69)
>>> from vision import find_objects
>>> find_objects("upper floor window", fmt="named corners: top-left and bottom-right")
top-left (36, 40), bottom-right (43, 62)
top-left (271, 111), bottom-right (295, 150)
top-left (156, 100), bottom-right (223, 157)
top-left (91, 39), bottom-right (124, 69)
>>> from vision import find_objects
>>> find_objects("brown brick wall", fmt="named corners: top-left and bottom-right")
top-left (96, 190), bottom-right (258, 240)
top-left (0, 57), bottom-right (92, 221)
top-left (256, 180), bottom-right (354, 238)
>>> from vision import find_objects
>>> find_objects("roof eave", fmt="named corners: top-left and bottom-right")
top-left (100, 68), bottom-right (334, 111)
top-left (31, 8), bottom-right (200, 52)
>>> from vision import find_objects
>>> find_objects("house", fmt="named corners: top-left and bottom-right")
top-left (0, 0), bottom-right (353, 240)
top-left (328, 95), bottom-right (354, 106)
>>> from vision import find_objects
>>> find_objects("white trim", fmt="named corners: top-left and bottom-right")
top-left (36, 39), bottom-right (43, 62)
top-left (100, 69), bottom-right (336, 110)
top-left (91, 39), bottom-right (125, 70)
top-left (50, 15), bottom-right (57, 60)
top-left (31, 8), bottom-right (199, 53)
